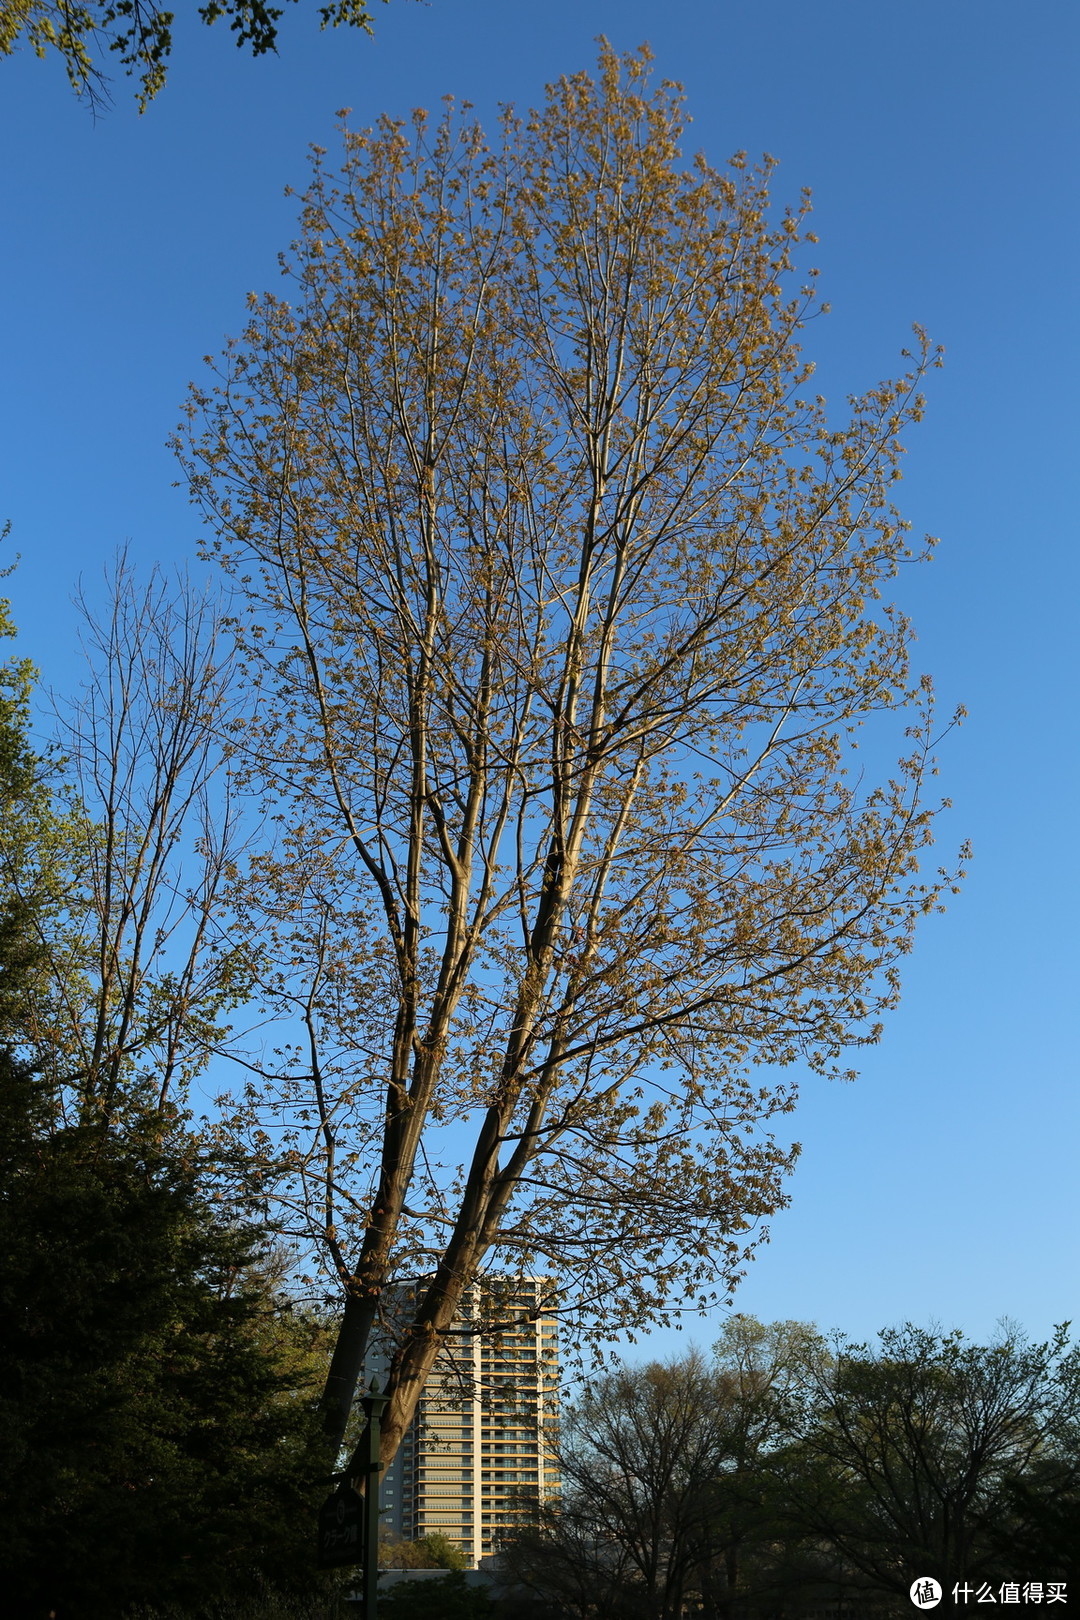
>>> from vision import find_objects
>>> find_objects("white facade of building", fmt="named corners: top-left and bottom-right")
top-left (372, 1279), bottom-right (560, 1567)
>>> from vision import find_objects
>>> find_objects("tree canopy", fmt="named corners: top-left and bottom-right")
top-left (0, 0), bottom-right (391, 109)
top-left (179, 43), bottom-right (964, 1473)
top-left (0, 573), bottom-right (74, 1042)
top-left (791, 1321), bottom-right (1080, 1597)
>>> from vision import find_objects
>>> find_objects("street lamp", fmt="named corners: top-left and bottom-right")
top-left (358, 1377), bottom-right (388, 1620)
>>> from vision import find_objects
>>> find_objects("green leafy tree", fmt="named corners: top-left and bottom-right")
top-left (701, 1317), bottom-right (825, 1618)
top-left (997, 1462), bottom-right (1080, 1581)
top-left (0, 572), bottom-right (78, 1042)
top-left (179, 44), bottom-right (964, 1477)
top-left (499, 1321), bottom-right (1080, 1619)
top-left (1, 0), bottom-right (395, 110)
top-left (785, 1322), bottom-right (1080, 1596)
top-left (381, 1531), bottom-right (470, 1570)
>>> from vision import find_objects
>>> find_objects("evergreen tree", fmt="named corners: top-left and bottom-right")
top-left (0, 1115), bottom-right (338, 1617)
top-left (0, 587), bottom-right (338, 1617)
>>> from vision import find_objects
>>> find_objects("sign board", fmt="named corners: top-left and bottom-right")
top-left (318, 1489), bottom-right (363, 1568)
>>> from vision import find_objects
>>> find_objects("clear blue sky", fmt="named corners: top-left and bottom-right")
top-left (2, 0), bottom-right (1077, 1353)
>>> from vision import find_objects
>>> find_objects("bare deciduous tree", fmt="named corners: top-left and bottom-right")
top-left (24, 558), bottom-right (247, 1123)
top-left (503, 1324), bottom-right (820, 1620)
top-left (179, 45), bottom-right (964, 1471)
top-left (551, 1351), bottom-right (751, 1620)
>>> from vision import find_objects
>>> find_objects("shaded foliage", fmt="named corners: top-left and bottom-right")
top-left (381, 1570), bottom-right (496, 1618)
top-left (502, 1328), bottom-right (815, 1620)
top-left (789, 1322), bottom-right (1080, 1594)
top-left (1, 0), bottom-right (393, 110)
top-left (0, 589), bottom-right (338, 1617)
top-left (0, 1105), bottom-right (337, 1617)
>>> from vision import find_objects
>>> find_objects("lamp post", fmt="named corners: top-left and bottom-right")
top-left (358, 1377), bottom-right (388, 1619)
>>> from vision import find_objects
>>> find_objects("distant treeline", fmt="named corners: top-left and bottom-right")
top-left (501, 1318), bottom-right (1079, 1620)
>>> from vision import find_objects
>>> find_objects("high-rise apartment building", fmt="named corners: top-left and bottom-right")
top-left (372, 1278), bottom-right (560, 1567)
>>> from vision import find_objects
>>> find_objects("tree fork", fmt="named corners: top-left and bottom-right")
top-left (320, 1290), bottom-right (380, 1456)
